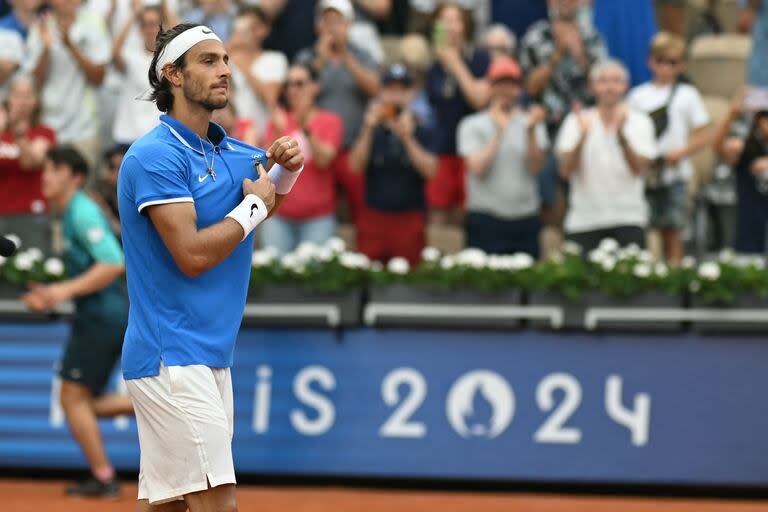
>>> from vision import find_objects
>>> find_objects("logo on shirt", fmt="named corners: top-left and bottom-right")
top-left (87, 227), bottom-right (104, 244)
top-left (198, 174), bottom-right (209, 183)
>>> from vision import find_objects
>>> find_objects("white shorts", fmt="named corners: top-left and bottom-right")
top-left (126, 363), bottom-right (236, 505)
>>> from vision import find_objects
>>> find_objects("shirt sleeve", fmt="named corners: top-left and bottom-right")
top-left (22, 26), bottom-right (42, 75)
top-left (82, 14), bottom-right (111, 64)
top-left (0, 29), bottom-right (23, 64)
top-left (253, 51), bottom-right (288, 83)
top-left (314, 112), bottom-right (343, 149)
top-left (72, 199), bottom-right (124, 265)
top-left (457, 116), bottom-right (488, 157)
top-left (555, 112), bottom-right (581, 154)
top-left (124, 146), bottom-right (193, 213)
top-left (623, 112), bottom-right (658, 160)
top-left (534, 122), bottom-right (549, 151)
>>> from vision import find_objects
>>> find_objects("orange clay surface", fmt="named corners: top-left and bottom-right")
top-left (1, 479), bottom-right (767, 512)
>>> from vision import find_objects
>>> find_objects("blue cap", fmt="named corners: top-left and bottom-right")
top-left (382, 63), bottom-right (413, 86)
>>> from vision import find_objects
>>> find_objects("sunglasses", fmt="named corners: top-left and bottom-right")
top-left (654, 56), bottom-right (681, 66)
top-left (286, 80), bottom-right (308, 88)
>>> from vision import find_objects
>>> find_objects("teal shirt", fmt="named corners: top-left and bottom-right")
top-left (62, 190), bottom-right (128, 320)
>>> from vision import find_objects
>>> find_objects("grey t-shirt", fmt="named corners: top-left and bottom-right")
top-left (295, 44), bottom-right (377, 149)
top-left (457, 109), bottom-right (548, 220)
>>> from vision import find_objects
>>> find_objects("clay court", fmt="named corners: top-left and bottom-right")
top-left (2, 480), bottom-right (766, 512)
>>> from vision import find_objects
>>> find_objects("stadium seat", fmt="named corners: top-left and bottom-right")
top-left (381, 36), bottom-right (403, 67)
top-left (689, 95), bottom-right (730, 198)
top-left (687, 34), bottom-right (751, 98)
top-left (688, 0), bottom-right (743, 33)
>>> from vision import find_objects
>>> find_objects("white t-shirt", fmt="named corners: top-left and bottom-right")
top-left (556, 107), bottom-right (658, 233)
top-left (24, 10), bottom-right (111, 143)
top-left (0, 29), bottom-right (24, 101)
top-left (112, 49), bottom-right (158, 144)
top-left (230, 51), bottom-right (288, 139)
top-left (627, 82), bottom-right (710, 184)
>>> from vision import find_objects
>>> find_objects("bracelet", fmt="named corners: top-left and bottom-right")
top-left (267, 164), bottom-right (304, 195)
top-left (226, 194), bottom-right (268, 241)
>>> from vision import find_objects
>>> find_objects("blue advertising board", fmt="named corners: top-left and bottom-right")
top-left (1, 322), bottom-right (767, 486)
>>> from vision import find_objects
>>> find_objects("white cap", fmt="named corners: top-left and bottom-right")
top-left (317, 0), bottom-right (354, 21)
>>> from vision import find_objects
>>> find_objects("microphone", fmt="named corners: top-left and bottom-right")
top-left (0, 236), bottom-right (17, 257)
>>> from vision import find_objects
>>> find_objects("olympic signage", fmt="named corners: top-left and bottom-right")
top-left (1, 323), bottom-right (768, 486)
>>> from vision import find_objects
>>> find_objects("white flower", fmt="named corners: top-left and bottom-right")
top-left (718, 248), bottom-right (735, 263)
top-left (487, 255), bottom-right (506, 271)
top-left (14, 254), bottom-right (33, 271)
top-left (601, 256), bottom-right (616, 272)
top-left (421, 246), bottom-right (440, 263)
top-left (456, 248), bottom-right (488, 268)
top-left (598, 238), bottom-right (619, 253)
top-left (638, 250), bottom-right (654, 264)
top-left (371, 261), bottom-right (384, 272)
top-left (316, 246), bottom-right (335, 262)
top-left (654, 262), bottom-right (669, 277)
top-left (625, 243), bottom-right (641, 256)
top-left (25, 247), bottom-right (43, 262)
top-left (252, 250), bottom-right (275, 267)
top-left (5, 234), bottom-right (21, 249)
top-left (681, 256), bottom-right (696, 269)
top-left (698, 261), bottom-right (721, 281)
top-left (43, 257), bottom-right (64, 276)
top-left (0, 255), bottom-right (5, 266)
top-left (296, 241), bottom-right (320, 260)
top-left (633, 263), bottom-right (652, 278)
top-left (340, 251), bottom-right (370, 269)
top-left (689, 280), bottom-right (701, 293)
top-left (280, 253), bottom-right (302, 270)
top-left (387, 257), bottom-right (410, 274)
top-left (510, 252), bottom-right (534, 270)
top-left (325, 237), bottom-right (346, 253)
top-left (588, 248), bottom-right (607, 264)
top-left (750, 256), bottom-right (766, 269)
top-left (562, 241), bottom-right (582, 255)
top-left (440, 255), bottom-right (456, 270)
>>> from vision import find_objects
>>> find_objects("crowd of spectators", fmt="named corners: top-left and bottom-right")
top-left (1, 0), bottom-right (767, 266)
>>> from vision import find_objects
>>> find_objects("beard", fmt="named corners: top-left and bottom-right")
top-left (182, 76), bottom-right (228, 111)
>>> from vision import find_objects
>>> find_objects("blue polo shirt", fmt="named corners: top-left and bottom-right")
top-left (117, 114), bottom-right (266, 380)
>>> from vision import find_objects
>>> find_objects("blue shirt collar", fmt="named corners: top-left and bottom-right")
top-left (159, 114), bottom-right (232, 154)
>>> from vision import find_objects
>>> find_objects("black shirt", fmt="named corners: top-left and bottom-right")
top-left (365, 122), bottom-right (435, 212)
top-left (735, 134), bottom-right (768, 253)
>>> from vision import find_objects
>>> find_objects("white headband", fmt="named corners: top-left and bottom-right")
top-left (154, 25), bottom-right (222, 81)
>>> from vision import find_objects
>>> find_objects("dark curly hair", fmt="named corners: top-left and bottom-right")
top-left (148, 23), bottom-right (201, 112)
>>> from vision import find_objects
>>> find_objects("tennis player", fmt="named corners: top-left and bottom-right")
top-left (117, 23), bottom-right (304, 511)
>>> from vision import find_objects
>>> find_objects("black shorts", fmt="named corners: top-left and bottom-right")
top-left (59, 314), bottom-right (127, 395)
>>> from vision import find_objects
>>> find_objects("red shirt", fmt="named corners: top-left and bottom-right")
top-left (263, 110), bottom-right (342, 220)
top-left (0, 126), bottom-right (56, 214)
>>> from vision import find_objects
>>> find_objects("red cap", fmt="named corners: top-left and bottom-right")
top-left (487, 57), bottom-right (522, 82)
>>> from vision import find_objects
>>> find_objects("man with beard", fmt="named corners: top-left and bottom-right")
top-left (117, 23), bottom-right (304, 511)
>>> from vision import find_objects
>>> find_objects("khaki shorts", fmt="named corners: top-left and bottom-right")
top-left (126, 363), bottom-right (236, 505)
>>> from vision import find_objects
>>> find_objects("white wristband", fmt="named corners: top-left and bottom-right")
top-left (226, 194), bottom-right (268, 241)
top-left (267, 164), bottom-right (303, 195)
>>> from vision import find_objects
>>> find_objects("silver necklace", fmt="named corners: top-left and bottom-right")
top-left (200, 137), bottom-right (216, 181)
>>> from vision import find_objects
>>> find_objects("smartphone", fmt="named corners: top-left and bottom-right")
top-left (432, 21), bottom-right (446, 50)
top-left (379, 103), bottom-right (402, 121)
